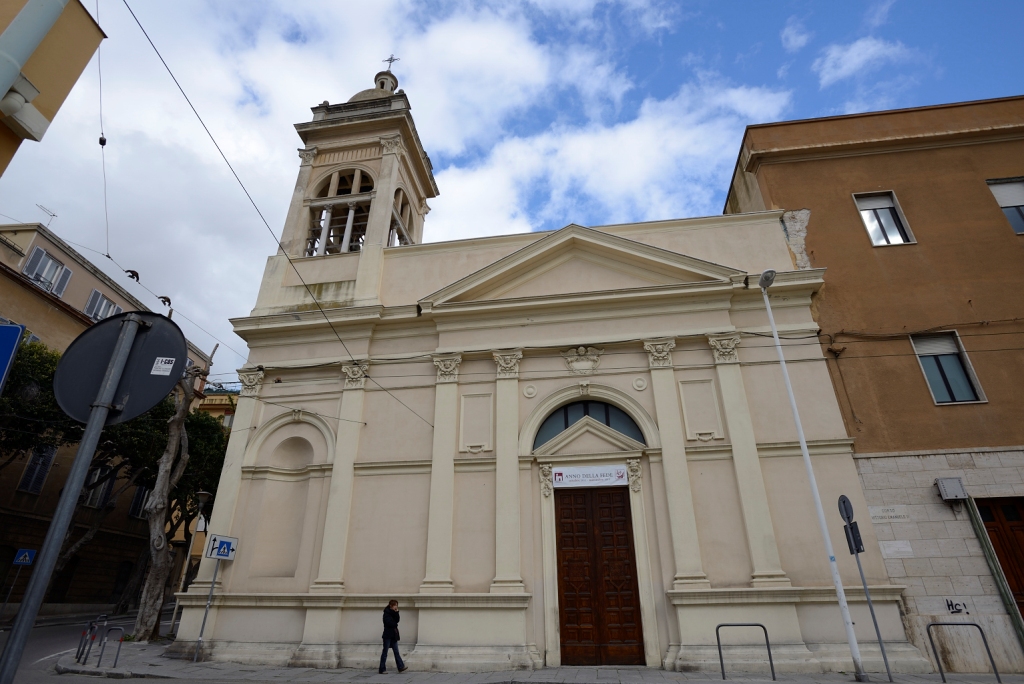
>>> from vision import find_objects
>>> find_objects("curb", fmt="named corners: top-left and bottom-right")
top-left (55, 658), bottom-right (136, 678)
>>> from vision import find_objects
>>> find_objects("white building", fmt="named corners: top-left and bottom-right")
top-left (175, 72), bottom-right (931, 674)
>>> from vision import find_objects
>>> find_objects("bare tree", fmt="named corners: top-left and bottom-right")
top-left (133, 366), bottom-right (206, 641)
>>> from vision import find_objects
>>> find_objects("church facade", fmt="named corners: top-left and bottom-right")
top-left (174, 73), bottom-right (930, 673)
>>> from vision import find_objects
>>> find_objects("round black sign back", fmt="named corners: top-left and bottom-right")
top-left (838, 495), bottom-right (855, 524)
top-left (54, 312), bottom-right (188, 425)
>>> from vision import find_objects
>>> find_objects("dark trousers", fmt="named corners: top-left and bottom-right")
top-left (379, 638), bottom-right (404, 672)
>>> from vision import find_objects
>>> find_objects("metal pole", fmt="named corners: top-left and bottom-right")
top-left (0, 566), bottom-right (23, 622)
top-left (854, 550), bottom-right (892, 681)
top-left (761, 286), bottom-right (868, 681)
top-left (0, 314), bottom-right (142, 684)
top-left (193, 558), bottom-right (219, 662)
top-left (169, 505), bottom-right (205, 636)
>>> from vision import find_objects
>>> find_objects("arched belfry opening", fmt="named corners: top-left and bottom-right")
top-left (305, 168), bottom-right (375, 256)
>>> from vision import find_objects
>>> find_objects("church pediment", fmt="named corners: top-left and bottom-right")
top-left (534, 416), bottom-right (647, 456)
top-left (421, 224), bottom-right (745, 308)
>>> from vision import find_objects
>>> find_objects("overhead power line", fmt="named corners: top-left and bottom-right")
top-left (120, 0), bottom-right (432, 428)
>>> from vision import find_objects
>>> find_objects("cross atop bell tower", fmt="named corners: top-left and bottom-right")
top-left (277, 70), bottom-right (439, 307)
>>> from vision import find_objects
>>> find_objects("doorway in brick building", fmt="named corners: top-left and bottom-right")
top-left (977, 497), bottom-right (1024, 614)
top-left (556, 487), bottom-right (645, 666)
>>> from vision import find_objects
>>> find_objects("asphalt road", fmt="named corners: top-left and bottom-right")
top-left (0, 610), bottom-right (173, 684)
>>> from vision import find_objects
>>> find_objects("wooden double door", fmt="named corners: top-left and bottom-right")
top-left (977, 497), bottom-right (1024, 614)
top-left (556, 487), bottom-right (645, 666)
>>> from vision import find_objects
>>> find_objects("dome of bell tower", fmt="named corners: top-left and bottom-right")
top-left (347, 70), bottom-right (399, 103)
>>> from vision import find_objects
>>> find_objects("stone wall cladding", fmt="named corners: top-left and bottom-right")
top-left (855, 447), bottom-right (1024, 673)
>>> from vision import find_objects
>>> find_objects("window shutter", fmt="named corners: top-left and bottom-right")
top-left (912, 334), bottom-right (959, 356)
top-left (112, 305), bottom-right (123, 316)
top-left (855, 193), bottom-right (896, 210)
top-left (52, 268), bottom-right (72, 297)
top-left (84, 290), bottom-right (102, 318)
top-left (22, 246), bottom-right (44, 277)
top-left (19, 445), bottom-right (57, 494)
top-left (989, 182), bottom-right (1024, 208)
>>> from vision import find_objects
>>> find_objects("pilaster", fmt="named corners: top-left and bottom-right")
top-left (293, 362), bottom-right (368, 666)
top-left (642, 338), bottom-right (709, 589)
top-left (708, 334), bottom-right (789, 586)
top-left (354, 136), bottom-right (403, 304)
top-left (178, 366), bottom-right (263, 643)
top-left (491, 350), bottom-right (524, 593)
top-left (282, 148), bottom-right (316, 256)
top-left (420, 353), bottom-right (461, 594)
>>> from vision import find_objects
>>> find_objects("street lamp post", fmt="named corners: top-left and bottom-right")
top-left (169, 491), bottom-right (211, 637)
top-left (759, 269), bottom-right (868, 682)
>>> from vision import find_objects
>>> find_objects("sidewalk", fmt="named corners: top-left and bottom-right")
top-left (55, 642), bottom-right (1020, 683)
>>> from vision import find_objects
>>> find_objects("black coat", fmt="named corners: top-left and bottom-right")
top-left (382, 606), bottom-right (400, 641)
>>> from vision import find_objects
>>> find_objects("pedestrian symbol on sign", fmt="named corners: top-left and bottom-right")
top-left (13, 549), bottom-right (35, 566)
top-left (203, 534), bottom-right (238, 561)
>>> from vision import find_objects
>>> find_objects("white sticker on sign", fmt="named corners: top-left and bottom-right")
top-left (150, 357), bottom-right (176, 376)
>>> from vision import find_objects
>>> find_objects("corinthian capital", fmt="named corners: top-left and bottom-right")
top-left (433, 354), bottom-right (462, 383)
top-left (380, 136), bottom-right (404, 156)
top-left (238, 367), bottom-right (265, 397)
top-left (297, 147), bottom-right (317, 166)
top-left (643, 338), bottom-right (675, 368)
top-left (708, 334), bottom-right (741, 364)
top-left (493, 349), bottom-right (523, 379)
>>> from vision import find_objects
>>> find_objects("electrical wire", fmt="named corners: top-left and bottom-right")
top-left (55, 236), bottom-right (249, 365)
top-left (96, 0), bottom-right (111, 257)
top-left (120, 0), bottom-right (433, 428)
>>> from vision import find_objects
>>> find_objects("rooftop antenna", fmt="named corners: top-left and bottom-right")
top-left (35, 204), bottom-right (57, 227)
top-left (382, 54), bottom-right (400, 71)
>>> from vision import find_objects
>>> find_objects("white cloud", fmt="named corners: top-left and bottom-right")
top-left (865, 0), bottom-right (897, 28)
top-left (812, 37), bottom-right (911, 88)
top-left (426, 78), bottom-right (790, 241)
top-left (780, 17), bottom-right (811, 53)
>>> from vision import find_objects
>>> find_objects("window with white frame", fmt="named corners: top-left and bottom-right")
top-left (854, 192), bottom-right (913, 246)
top-left (128, 486), bottom-right (150, 519)
top-left (83, 467), bottom-right (114, 508)
top-left (22, 246), bottom-right (72, 297)
top-left (911, 333), bottom-right (981, 404)
top-left (988, 181), bottom-right (1024, 235)
top-left (84, 289), bottom-right (123, 321)
top-left (17, 445), bottom-right (57, 494)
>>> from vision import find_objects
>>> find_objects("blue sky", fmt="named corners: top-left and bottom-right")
top-left (0, 0), bottom-right (1021, 375)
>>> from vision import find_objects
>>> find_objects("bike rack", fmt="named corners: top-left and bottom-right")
top-left (716, 623), bottom-right (775, 681)
top-left (77, 614), bottom-right (108, 664)
top-left (75, 621), bottom-right (96, 662)
top-left (96, 626), bottom-right (125, 668)
top-left (926, 622), bottom-right (1001, 683)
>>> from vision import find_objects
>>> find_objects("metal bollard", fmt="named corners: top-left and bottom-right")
top-left (926, 622), bottom-right (1001, 683)
top-left (96, 627), bottom-right (125, 668)
top-left (715, 623), bottom-right (776, 681)
top-left (75, 621), bottom-right (95, 662)
top-left (81, 627), bottom-right (98, 665)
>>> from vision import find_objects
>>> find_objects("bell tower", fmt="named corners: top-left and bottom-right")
top-left (276, 69), bottom-right (439, 307)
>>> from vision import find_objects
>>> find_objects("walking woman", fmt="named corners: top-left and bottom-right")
top-left (379, 600), bottom-right (407, 674)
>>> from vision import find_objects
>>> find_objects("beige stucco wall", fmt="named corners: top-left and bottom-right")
top-left (173, 212), bottom-right (943, 673)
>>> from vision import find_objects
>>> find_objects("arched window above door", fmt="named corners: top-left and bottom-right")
top-left (533, 400), bottom-right (645, 450)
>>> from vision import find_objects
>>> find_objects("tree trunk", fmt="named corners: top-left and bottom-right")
top-left (132, 370), bottom-right (203, 641)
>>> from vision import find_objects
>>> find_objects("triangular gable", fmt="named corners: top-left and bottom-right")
top-left (421, 224), bottom-right (745, 307)
top-left (534, 416), bottom-right (647, 456)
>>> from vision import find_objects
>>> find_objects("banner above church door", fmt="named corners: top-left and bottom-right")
top-left (552, 464), bottom-right (628, 488)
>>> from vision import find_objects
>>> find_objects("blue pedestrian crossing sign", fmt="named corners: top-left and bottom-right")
top-left (204, 534), bottom-right (238, 561)
top-left (13, 549), bottom-right (36, 566)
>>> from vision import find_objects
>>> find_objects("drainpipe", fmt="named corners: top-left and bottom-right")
top-left (0, 0), bottom-right (71, 110)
